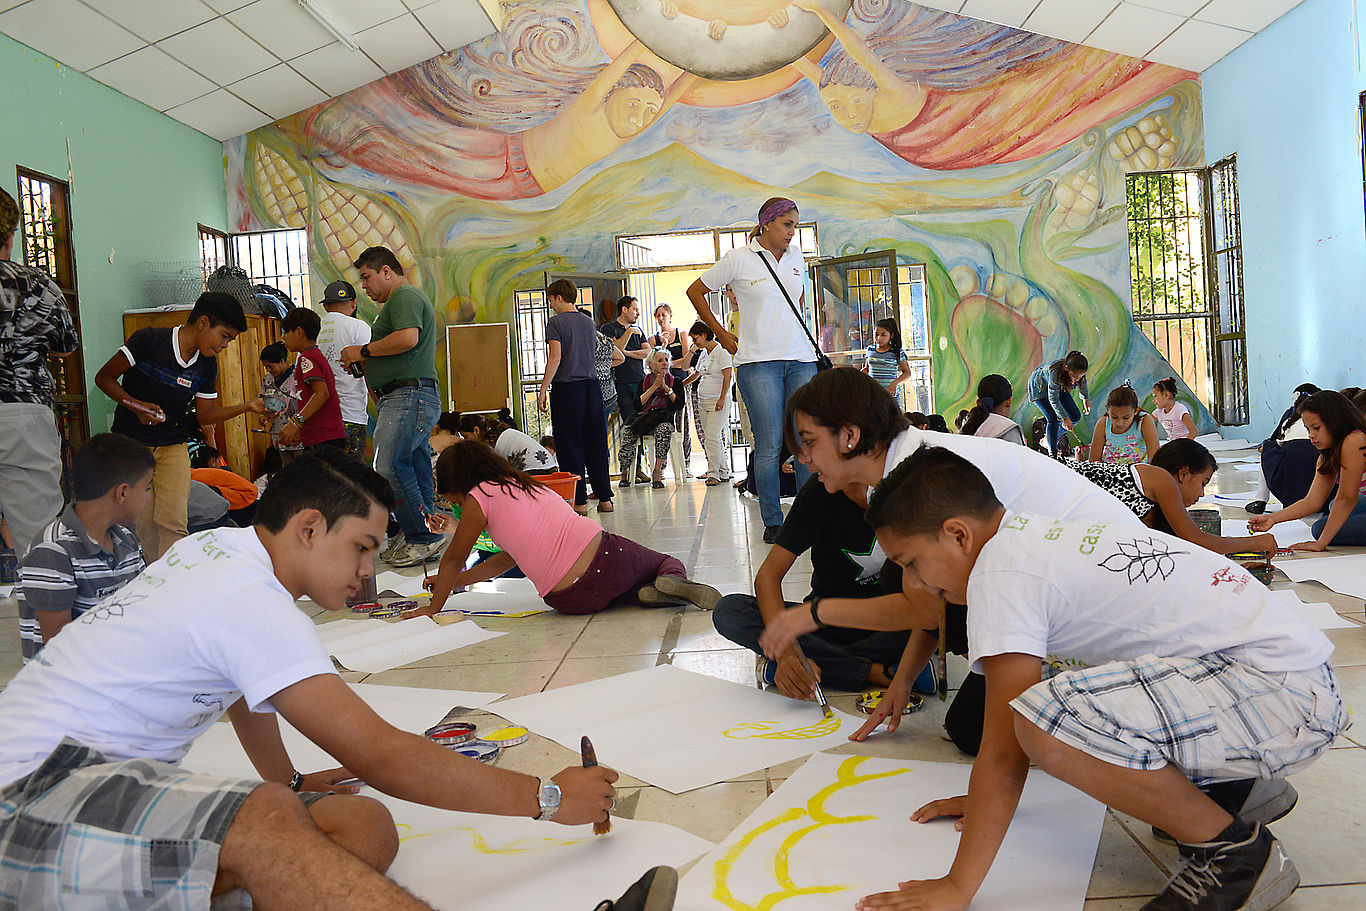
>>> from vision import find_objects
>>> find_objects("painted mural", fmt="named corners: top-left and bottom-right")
top-left (225, 0), bottom-right (1208, 427)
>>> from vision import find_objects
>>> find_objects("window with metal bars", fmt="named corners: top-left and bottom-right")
top-left (16, 167), bottom-right (89, 494)
top-left (1125, 155), bottom-right (1247, 424)
top-left (198, 224), bottom-right (228, 288)
top-left (514, 289), bottom-right (551, 440)
top-left (229, 228), bottom-right (310, 307)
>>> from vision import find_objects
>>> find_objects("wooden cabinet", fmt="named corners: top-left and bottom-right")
top-left (121, 309), bottom-right (280, 480)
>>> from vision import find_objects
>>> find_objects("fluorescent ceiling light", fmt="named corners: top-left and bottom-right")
top-left (298, 0), bottom-right (359, 52)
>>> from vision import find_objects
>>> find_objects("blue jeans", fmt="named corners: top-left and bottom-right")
top-left (373, 385), bottom-right (440, 545)
top-left (1311, 498), bottom-right (1366, 545)
top-left (713, 594), bottom-right (911, 691)
top-left (1033, 392), bottom-right (1081, 456)
top-left (736, 360), bottom-right (817, 526)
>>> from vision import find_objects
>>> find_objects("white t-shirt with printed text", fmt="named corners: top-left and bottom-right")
top-left (695, 344), bottom-right (734, 402)
top-left (494, 428), bottom-right (558, 473)
top-left (0, 527), bottom-right (337, 787)
top-left (967, 511), bottom-right (1333, 675)
top-left (882, 429), bottom-right (1141, 527)
top-left (316, 310), bottom-right (373, 424)
top-left (699, 240), bottom-right (813, 367)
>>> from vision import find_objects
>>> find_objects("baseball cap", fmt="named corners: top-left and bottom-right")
top-left (321, 280), bottom-right (356, 304)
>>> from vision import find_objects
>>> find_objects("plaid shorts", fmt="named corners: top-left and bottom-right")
top-left (0, 739), bottom-right (262, 910)
top-left (1011, 654), bottom-right (1350, 786)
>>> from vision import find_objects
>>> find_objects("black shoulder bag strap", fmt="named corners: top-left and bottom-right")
top-left (755, 248), bottom-right (832, 371)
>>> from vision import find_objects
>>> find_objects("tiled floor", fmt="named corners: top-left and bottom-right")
top-left (2, 447), bottom-right (1365, 906)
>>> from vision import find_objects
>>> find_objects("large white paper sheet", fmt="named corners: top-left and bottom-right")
top-left (181, 683), bottom-right (503, 778)
top-left (1280, 554), bottom-right (1366, 601)
top-left (378, 795), bottom-right (713, 911)
top-left (375, 570), bottom-right (433, 598)
top-left (1200, 438), bottom-right (1255, 452)
top-left (440, 577), bottom-right (550, 618)
top-left (1266, 589), bottom-right (1356, 630)
top-left (676, 753), bottom-right (1104, 911)
top-left (317, 615), bottom-right (504, 673)
top-left (1221, 519), bottom-right (1316, 548)
top-left (493, 665), bottom-right (863, 794)
top-left (1210, 492), bottom-right (1279, 509)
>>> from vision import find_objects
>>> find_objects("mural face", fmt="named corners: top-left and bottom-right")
top-left (226, 0), bottom-right (1208, 428)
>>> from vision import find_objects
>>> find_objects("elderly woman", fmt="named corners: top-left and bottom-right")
top-left (649, 302), bottom-right (698, 475)
top-left (688, 197), bottom-right (819, 544)
top-left (618, 348), bottom-right (678, 489)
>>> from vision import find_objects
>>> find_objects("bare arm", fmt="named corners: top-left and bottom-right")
top-left (687, 279), bottom-right (736, 354)
top-left (1140, 414), bottom-right (1161, 462)
top-left (1252, 465), bottom-right (1335, 529)
top-left (341, 327), bottom-right (419, 366)
top-left (36, 610), bottom-right (74, 647)
top-left (424, 499), bottom-right (489, 613)
top-left (295, 378), bottom-right (329, 424)
top-left (1136, 465), bottom-right (1275, 555)
top-left (1295, 432), bottom-right (1366, 549)
top-left (537, 340), bottom-right (562, 411)
top-left (95, 350), bottom-right (164, 424)
top-left (1085, 419), bottom-right (1105, 462)
top-left (1181, 411), bottom-right (1197, 436)
top-left (196, 394), bottom-right (267, 427)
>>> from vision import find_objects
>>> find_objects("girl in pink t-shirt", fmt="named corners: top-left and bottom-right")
top-left (420, 442), bottom-right (719, 615)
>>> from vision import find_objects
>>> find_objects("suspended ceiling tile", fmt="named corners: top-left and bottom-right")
top-left (1085, 3), bottom-right (1185, 59)
top-left (959, 0), bottom-right (1039, 28)
top-left (87, 44), bottom-right (216, 111)
top-left (1197, 0), bottom-right (1304, 33)
top-left (166, 88), bottom-right (271, 139)
top-left (0, 1), bottom-right (28, 13)
top-left (1147, 17), bottom-right (1252, 70)
top-left (198, 0), bottom-right (254, 11)
top-left (289, 41), bottom-right (384, 98)
top-left (227, 0), bottom-right (333, 60)
top-left (1122, 0), bottom-right (1207, 14)
top-left (904, 0), bottom-right (966, 11)
top-left (1022, 0), bottom-right (1115, 44)
top-left (0, 0), bottom-right (143, 70)
top-left (356, 13), bottom-right (440, 73)
top-left (414, 0), bottom-right (495, 51)
top-left (82, 0), bottom-right (215, 43)
top-left (316, 0), bottom-right (409, 33)
top-left (229, 62), bottom-right (328, 119)
top-left (158, 17), bottom-right (277, 85)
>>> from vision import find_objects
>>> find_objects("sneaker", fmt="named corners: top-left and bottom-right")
top-left (594, 866), bottom-right (677, 911)
top-left (379, 532), bottom-right (405, 563)
top-left (1244, 501), bottom-right (1268, 515)
top-left (762, 525), bottom-right (782, 545)
top-left (910, 660), bottom-right (938, 696)
top-left (1153, 780), bottom-right (1298, 844)
top-left (652, 575), bottom-right (721, 611)
top-left (1142, 822), bottom-right (1298, 911)
top-left (756, 655), bottom-right (777, 687)
top-left (388, 538), bottom-right (447, 568)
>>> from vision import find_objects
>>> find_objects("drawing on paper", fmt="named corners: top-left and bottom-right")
top-left (397, 822), bottom-right (589, 855)
top-left (711, 756), bottom-right (909, 910)
top-left (723, 715), bottom-right (844, 740)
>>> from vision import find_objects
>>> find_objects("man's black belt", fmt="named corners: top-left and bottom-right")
top-left (377, 377), bottom-right (438, 398)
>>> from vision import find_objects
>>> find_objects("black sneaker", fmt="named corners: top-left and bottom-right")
top-left (1152, 779), bottom-right (1297, 843)
top-left (594, 866), bottom-right (678, 911)
top-left (1245, 501), bottom-right (1268, 515)
top-left (1142, 822), bottom-right (1298, 911)
top-left (762, 525), bottom-right (782, 544)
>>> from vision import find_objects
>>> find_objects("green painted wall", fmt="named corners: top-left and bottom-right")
top-left (0, 34), bottom-right (227, 432)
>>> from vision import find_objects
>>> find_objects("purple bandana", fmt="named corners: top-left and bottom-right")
top-left (757, 198), bottom-right (797, 228)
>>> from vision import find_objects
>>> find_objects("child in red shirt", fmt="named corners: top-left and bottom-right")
top-left (279, 309), bottom-right (346, 449)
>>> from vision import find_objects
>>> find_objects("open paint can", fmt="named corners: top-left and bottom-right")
top-left (454, 740), bottom-right (501, 763)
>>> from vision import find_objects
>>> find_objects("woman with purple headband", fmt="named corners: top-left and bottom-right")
top-left (688, 197), bottom-right (818, 544)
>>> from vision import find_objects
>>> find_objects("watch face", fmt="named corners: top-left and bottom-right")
top-left (540, 781), bottom-right (561, 807)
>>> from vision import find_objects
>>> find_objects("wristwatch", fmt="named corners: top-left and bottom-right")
top-left (534, 777), bottom-right (562, 821)
top-left (288, 770), bottom-right (303, 792)
top-left (360, 344), bottom-right (372, 359)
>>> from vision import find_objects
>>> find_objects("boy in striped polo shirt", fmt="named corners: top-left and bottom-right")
top-left (17, 434), bottom-right (152, 661)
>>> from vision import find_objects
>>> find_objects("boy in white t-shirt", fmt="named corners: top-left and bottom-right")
top-left (856, 446), bottom-right (1346, 911)
top-left (0, 449), bottom-right (673, 911)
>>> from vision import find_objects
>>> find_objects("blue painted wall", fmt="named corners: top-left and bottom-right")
top-left (1203, 0), bottom-right (1366, 439)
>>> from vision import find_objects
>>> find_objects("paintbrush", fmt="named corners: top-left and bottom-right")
top-left (789, 640), bottom-right (832, 718)
top-left (581, 735), bottom-right (610, 835)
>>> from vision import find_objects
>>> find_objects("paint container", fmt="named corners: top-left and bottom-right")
top-left (369, 605), bottom-right (404, 619)
top-left (350, 602), bottom-right (381, 614)
top-left (454, 740), bottom-right (501, 763)
top-left (386, 600), bottom-right (420, 613)
top-left (481, 726), bottom-right (529, 747)
top-left (425, 722), bottom-right (477, 747)
top-left (1241, 561), bottom-right (1276, 586)
top-left (347, 573), bottom-right (378, 608)
top-left (1188, 508), bottom-right (1222, 537)
top-left (856, 690), bottom-right (924, 715)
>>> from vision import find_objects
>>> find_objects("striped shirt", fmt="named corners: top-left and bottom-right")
top-left (17, 506), bottom-right (144, 661)
top-left (865, 345), bottom-right (905, 386)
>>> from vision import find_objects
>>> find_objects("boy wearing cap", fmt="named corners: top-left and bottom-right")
top-left (279, 308), bottom-right (347, 451)
top-left (315, 280), bottom-right (372, 458)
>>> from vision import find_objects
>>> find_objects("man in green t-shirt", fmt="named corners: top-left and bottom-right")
top-left (340, 247), bottom-right (443, 568)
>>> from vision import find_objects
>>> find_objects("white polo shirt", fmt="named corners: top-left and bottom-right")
top-left (316, 310), bottom-right (373, 425)
top-left (699, 239), bottom-right (814, 367)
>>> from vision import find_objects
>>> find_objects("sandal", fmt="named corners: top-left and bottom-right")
top-left (573, 504), bottom-right (590, 516)
top-left (597, 501), bottom-right (614, 513)
top-left (651, 480), bottom-right (665, 489)
top-left (705, 478), bottom-right (720, 487)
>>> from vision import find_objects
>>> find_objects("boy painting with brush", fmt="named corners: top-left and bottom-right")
top-left (852, 446), bottom-right (1346, 911)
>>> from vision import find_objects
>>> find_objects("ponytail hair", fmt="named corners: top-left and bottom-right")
top-left (874, 317), bottom-right (904, 356)
top-left (1105, 381), bottom-right (1139, 411)
top-left (1153, 376), bottom-right (1178, 397)
top-left (961, 374), bottom-right (1014, 437)
top-left (954, 409), bottom-right (971, 431)
top-left (1048, 350), bottom-right (1088, 390)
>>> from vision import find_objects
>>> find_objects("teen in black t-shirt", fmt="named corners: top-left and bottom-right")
top-left (95, 293), bottom-right (265, 559)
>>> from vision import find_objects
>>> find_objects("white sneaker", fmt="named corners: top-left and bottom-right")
top-left (380, 532), bottom-right (405, 563)
top-left (388, 538), bottom-right (447, 568)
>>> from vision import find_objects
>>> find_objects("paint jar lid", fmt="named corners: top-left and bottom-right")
top-left (455, 740), bottom-right (501, 763)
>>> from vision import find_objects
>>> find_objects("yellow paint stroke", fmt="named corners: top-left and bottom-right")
top-left (394, 822), bottom-right (588, 854)
top-left (723, 715), bottom-right (843, 741)
top-left (712, 756), bottom-right (911, 911)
